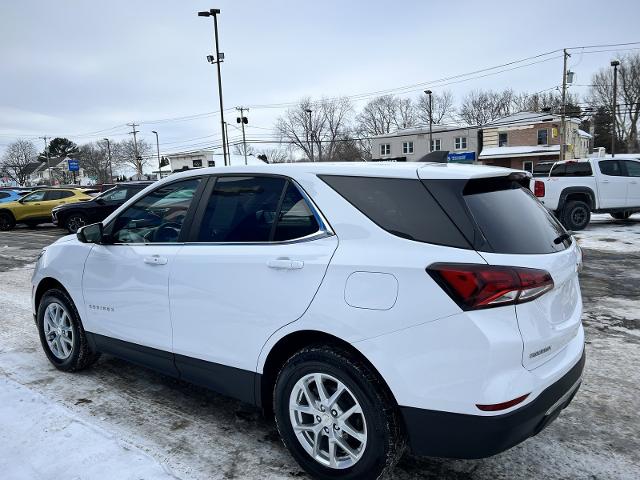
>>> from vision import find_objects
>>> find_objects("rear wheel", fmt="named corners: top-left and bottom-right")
top-left (37, 288), bottom-right (100, 371)
top-left (562, 200), bottom-right (591, 231)
top-left (65, 212), bottom-right (87, 233)
top-left (274, 346), bottom-right (404, 480)
top-left (611, 211), bottom-right (632, 220)
top-left (0, 212), bottom-right (15, 231)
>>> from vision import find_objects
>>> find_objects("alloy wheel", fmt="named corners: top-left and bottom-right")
top-left (67, 215), bottom-right (86, 233)
top-left (289, 372), bottom-right (367, 469)
top-left (43, 302), bottom-right (74, 360)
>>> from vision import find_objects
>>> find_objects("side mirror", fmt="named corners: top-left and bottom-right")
top-left (77, 222), bottom-right (104, 244)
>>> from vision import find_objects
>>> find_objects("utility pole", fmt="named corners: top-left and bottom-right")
top-left (198, 8), bottom-right (228, 166)
top-left (560, 49), bottom-right (571, 161)
top-left (611, 60), bottom-right (620, 158)
top-left (237, 106), bottom-right (249, 165)
top-left (305, 108), bottom-right (314, 161)
top-left (424, 90), bottom-right (433, 152)
top-left (103, 138), bottom-right (114, 183)
top-left (40, 136), bottom-right (52, 186)
top-left (151, 131), bottom-right (161, 179)
top-left (127, 123), bottom-right (140, 174)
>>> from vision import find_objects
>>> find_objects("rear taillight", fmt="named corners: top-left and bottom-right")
top-left (427, 263), bottom-right (554, 310)
top-left (534, 180), bottom-right (545, 197)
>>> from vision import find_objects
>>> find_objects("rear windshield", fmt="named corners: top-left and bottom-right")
top-left (532, 163), bottom-right (554, 177)
top-left (319, 175), bottom-right (470, 249)
top-left (549, 162), bottom-right (593, 177)
top-left (462, 179), bottom-right (570, 254)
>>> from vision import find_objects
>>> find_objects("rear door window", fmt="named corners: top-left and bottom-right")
top-left (599, 160), bottom-right (623, 176)
top-left (274, 183), bottom-right (320, 241)
top-left (320, 175), bottom-right (470, 248)
top-left (623, 160), bottom-right (640, 177)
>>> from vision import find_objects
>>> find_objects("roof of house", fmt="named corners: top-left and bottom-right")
top-left (23, 162), bottom-right (41, 175)
top-left (479, 145), bottom-right (560, 159)
top-left (371, 124), bottom-right (478, 139)
top-left (484, 111), bottom-right (581, 128)
top-left (578, 129), bottom-right (593, 138)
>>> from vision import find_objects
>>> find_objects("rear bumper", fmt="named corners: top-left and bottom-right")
top-left (400, 348), bottom-right (585, 459)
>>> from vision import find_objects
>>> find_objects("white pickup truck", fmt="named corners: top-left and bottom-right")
top-left (531, 156), bottom-right (640, 230)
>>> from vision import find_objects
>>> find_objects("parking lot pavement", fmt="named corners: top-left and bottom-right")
top-left (0, 220), bottom-right (639, 479)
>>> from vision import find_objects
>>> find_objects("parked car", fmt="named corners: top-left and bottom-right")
top-left (0, 188), bottom-right (92, 230)
top-left (32, 163), bottom-right (585, 479)
top-left (532, 156), bottom-right (640, 230)
top-left (52, 181), bottom-right (154, 233)
top-left (0, 190), bottom-right (23, 204)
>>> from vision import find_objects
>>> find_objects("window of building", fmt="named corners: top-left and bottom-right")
top-left (455, 137), bottom-right (467, 150)
top-left (431, 139), bottom-right (441, 151)
top-left (537, 129), bottom-right (549, 145)
top-left (193, 159), bottom-right (203, 168)
top-left (522, 161), bottom-right (533, 173)
top-left (402, 141), bottom-right (414, 154)
top-left (380, 144), bottom-right (391, 156)
top-left (498, 133), bottom-right (508, 147)
top-left (208, 161), bottom-right (216, 167)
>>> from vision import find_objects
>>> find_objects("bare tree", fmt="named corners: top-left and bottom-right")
top-left (1, 139), bottom-right (38, 185)
top-left (275, 97), bottom-right (353, 162)
top-left (77, 141), bottom-right (111, 184)
top-left (590, 53), bottom-right (640, 152)
top-left (512, 90), bottom-right (581, 116)
top-left (112, 138), bottom-right (151, 175)
top-left (232, 142), bottom-right (256, 157)
top-left (256, 147), bottom-right (289, 163)
top-left (459, 89), bottom-right (515, 126)
top-left (416, 90), bottom-right (456, 125)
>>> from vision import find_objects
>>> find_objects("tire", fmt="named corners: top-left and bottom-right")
top-left (0, 212), bottom-right (15, 231)
top-left (562, 200), bottom-right (591, 231)
top-left (37, 288), bottom-right (100, 372)
top-left (273, 346), bottom-right (405, 480)
top-left (65, 212), bottom-right (87, 234)
top-left (611, 211), bottom-right (632, 220)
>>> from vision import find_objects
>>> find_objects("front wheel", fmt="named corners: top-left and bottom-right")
top-left (274, 346), bottom-right (404, 480)
top-left (611, 211), bottom-right (632, 220)
top-left (65, 212), bottom-right (87, 233)
top-left (37, 288), bottom-right (99, 371)
top-left (562, 201), bottom-right (591, 231)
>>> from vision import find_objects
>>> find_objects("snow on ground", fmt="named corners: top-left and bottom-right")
top-left (0, 377), bottom-right (177, 480)
top-left (574, 213), bottom-right (640, 253)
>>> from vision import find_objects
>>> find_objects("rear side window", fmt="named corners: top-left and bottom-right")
top-left (320, 175), bottom-right (470, 249)
top-left (624, 160), bottom-right (640, 177)
top-left (45, 190), bottom-right (74, 200)
top-left (550, 162), bottom-right (592, 177)
top-left (463, 180), bottom-right (568, 254)
top-left (599, 160), bottom-right (623, 176)
top-left (532, 163), bottom-right (554, 177)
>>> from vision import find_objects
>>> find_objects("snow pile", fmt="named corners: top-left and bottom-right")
top-left (0, 377), bottom-right (177, 480)
top-left (575, 214), bottom-right (640, 253)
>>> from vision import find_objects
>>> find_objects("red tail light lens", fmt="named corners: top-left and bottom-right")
top-left (427, 263), bottom-right (554, 310)
top-left (534, 180), bottom-right (545, 197)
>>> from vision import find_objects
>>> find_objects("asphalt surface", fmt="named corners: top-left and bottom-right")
top-left (0, 225), bottom-right (639, 479)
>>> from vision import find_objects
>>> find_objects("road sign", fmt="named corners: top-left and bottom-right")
top-left (68, 159), bottom-right (80, 172)
top-left (447, 151), bottom-right (475, 163)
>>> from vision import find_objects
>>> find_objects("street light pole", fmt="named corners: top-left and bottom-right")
top-left (151, 131), bottom-right (161, 179)
top-left (103, 138), bottom-right (113, 183)
top-left (424, 90), bottom-right (433, 152)
top-left (611, 60), bottom-right (620, 158)
top-left (198, 8), bottom-right (228, 167)
top-left (305, 108), bottom-right (314, 161)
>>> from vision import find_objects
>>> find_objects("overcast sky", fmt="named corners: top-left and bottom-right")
top-left (1, 0), bottom-right (639, 165)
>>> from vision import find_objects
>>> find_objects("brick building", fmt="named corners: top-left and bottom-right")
top-left (479, 112), bottom-right (591, 171)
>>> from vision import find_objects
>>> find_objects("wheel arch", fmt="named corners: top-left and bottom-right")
top-left (35, 277), bottom-right (72, 313)
top-left (0, 208), bottom-right (16, 219)
top-left (559, 187), bottom-right (596, 211)
top-left (259, 329), bottom-right (399, 416)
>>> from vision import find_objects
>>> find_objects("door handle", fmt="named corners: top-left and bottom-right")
top-left (631, 181), bottom-right (638, 184)
top-left (601, 180), bottom-right (610, 183)
top-left (267, 258), bottom-right (304, 270)
top-left (144, 255), bottom-right (168, 266)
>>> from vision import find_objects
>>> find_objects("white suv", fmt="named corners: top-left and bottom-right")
top-left (32, 162), bottom-right (585, 479)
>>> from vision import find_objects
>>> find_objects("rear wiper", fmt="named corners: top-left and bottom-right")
top-left (553, 231), bottom-right (574, 244)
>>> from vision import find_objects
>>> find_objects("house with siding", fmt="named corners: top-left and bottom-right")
top-left (478, 112), bottom-right (591, 171)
